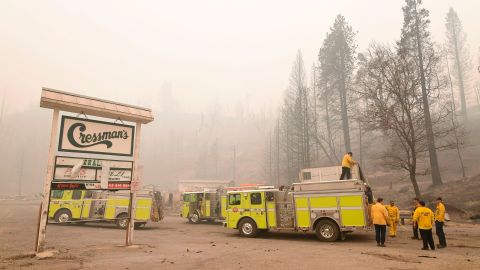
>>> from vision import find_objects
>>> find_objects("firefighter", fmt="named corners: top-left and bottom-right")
top-left (386, 200), bottom-right (400, 237)
top-left (371, 197), bottom-right (389, 247)
top-left (340, 152), bottom-right (356, 180)
top-left (411, 198), bottom-right (421, 240)
top-left (413, 201), bottom-right (435, 250)
top-left (435, 197), bottom-right (447, 248)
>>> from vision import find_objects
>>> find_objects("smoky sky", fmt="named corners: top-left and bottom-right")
top-left (1, 0), bottom-right (479, 114)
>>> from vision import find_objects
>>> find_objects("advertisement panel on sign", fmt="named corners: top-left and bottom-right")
top-left (53, 156), bottom-right (133, 190)
top-left (51, 182), bottom-right (131, 190)
top-left (58, 116), bottom-right (135, 156)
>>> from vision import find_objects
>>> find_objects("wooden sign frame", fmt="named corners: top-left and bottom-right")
top-left (36, 88), bottom-right (153, 252)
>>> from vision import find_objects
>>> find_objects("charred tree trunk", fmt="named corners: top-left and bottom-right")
top-left (339, 56), bottom-right (351, 152)
top-left (414, 3), bottom-right (443, 186)
top-left (452, 26), bottom-right (467, 119)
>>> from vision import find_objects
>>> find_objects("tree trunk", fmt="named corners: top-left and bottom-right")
top-left (413, 2), bottom-right (443, 186)
top-left (339, 56), bottom-right (351, 152)
top-left (446, 53), bottom-right (466, 179)
top-left (303, 86), bottom-right (310, 168)
top-left (409, 170), bottom-right (421, 198)
top-left (452, 26), bottom-right (467, 119)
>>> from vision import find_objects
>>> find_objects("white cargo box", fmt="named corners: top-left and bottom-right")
top-left (293, 179), bottom-right (365, 192)
top-left (299, 165), bottom-right (360, 182)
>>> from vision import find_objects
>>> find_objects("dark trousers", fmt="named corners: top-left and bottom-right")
top-left (374, 224), bottom-right (386, 244)
top-left (413, 223), bottom-right (420, 239)
top-left (419, 229), bottom-right (435, 250)
top-left (340, 167), bottom-right (351, 180)
top-left (435, 221), bottom-right (447, 247)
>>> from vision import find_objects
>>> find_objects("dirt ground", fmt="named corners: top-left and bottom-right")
top-left (1, 200), bottom-right (479, 270)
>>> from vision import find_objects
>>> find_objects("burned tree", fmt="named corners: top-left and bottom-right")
top-left (319, 15), bottom-right (357, 153)
top-left (356, 44), bottom-right (451, 197)
top-left (279, 51), bottom-right (312, 182)
top-left (445, 7), bottom-right (470, 119)
top-left (398, 0), bottom-right (443, 186)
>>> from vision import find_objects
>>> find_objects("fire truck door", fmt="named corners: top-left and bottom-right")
top-left (249, 192), bottom-right (267, 229)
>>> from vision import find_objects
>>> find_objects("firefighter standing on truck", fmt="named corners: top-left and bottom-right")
top-left (340, 152), bottom-right (356, 180)
top-left (386, 200), bottom-right (400, 237)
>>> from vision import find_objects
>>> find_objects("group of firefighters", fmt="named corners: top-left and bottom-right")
top-left (371, 197), bottom-right (447, 250)
top-left (341, 152), bottom-right (448, 250)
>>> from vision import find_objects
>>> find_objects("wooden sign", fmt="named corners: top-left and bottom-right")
top-left (58, 116), bottom-right (135, 156)
top-left (53, 156), bottom-right (133, 188)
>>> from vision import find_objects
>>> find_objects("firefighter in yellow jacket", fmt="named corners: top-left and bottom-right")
top-left (371, 198), bottom-right (389, 247)
top-left (340, 152), bottom-right (356, 180)
top-left (385, 200), bottom-right (400, 237)
top-left (413, 201), bottom-right (435, 250)
top-left (435, 197), bottom-right (447, 248)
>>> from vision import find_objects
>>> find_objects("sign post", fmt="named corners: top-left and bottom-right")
top-left (126, 122), bottom-right (142, 246)
top-left (36, 88), bottom-right (153, 252)
top-left (36, 109), bottom-right (59, 252)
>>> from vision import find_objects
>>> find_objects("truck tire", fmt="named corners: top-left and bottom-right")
top-left (315, 219), bottom-right (340, 242)
top-left (54, 209), bottom-right (72, 224)
top-left (238, 218), bottom-right (258, 238)
top-left (116, 213), bottom-right (129, 229)
top-left (188, 211), bottom-right (201, 224)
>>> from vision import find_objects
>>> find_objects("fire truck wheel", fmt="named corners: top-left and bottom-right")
top-left (116, 213), bottom-right (129, 229)
top-left (315, 219), bottom-right (340, 242)
top-left (54, 209), bottom-right (72, 224)
top-left (188, 212), bottom-right (201, 224)
top-left (239, 218), bottom-right (258, 238)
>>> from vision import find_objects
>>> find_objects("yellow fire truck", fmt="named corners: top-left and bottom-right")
top-left (181, 189), bottom-right (227, 224)
top-left (224, 179), bottom-right (371, 241)
top-left (181, 185), bottom-right (274, 224)
top-left (48, 189), bottom-right (164, 229)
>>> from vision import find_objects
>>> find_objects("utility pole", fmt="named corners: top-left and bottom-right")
top-left (269, 131), bottom-right (273, 185)
top-left (18, 151), bottom-right (24, 196)
top-left (0, 90), bottom-right (6, 132)
top-left (232, 145), bottom-right (236, 184)
top-left (358, 121), bottom-right (363, 169)
top-left (276, 119), bottom-right (280, 186)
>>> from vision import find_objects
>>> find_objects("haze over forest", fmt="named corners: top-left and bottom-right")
top-left (1, 0), bottom-right (480, 195)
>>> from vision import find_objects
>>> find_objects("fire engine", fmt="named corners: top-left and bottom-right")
top-left (181, 185), bottom-right (274, 224)
top-left (48, 188), bottom-right (164, 229)
top-left (224, 175), bottom-right (371, 241)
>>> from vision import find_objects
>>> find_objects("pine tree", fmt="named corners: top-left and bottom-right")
top-left (318, 15), bottom-right (356, 153)
top-left (445, 7), bottom-right (470, 119)
top-left (398, 0), bottom-right (442, 186)
top-left (279, 51), bottom-right (311, 182)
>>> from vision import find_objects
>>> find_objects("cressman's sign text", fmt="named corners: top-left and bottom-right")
top-left (58, 116), bottom-right (135, 156)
